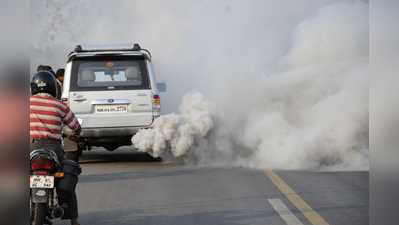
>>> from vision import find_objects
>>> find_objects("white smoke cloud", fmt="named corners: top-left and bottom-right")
top-left (132, 1), bottom-right (369, 171)
top-left (31, 0), bottom-right (369, 171)
top-left (133, 91), bottom-right (217, 157)
top-left (133, 91), bottom-right (243, 166)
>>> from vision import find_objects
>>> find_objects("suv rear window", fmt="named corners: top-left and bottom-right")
top-left (69, 56), bottom-right (150, 91)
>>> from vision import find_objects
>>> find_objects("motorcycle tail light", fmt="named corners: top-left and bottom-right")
top-left (37, 171), bottom-right (48, 175)
top-left (31, 157), bottom-right (55, 171)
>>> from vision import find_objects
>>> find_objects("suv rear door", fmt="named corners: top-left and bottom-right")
top-left (68, 56), bottom-right (154, 128)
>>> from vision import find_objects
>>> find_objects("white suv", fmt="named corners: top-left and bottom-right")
top-left (61, 44), bottom-right (166, 156)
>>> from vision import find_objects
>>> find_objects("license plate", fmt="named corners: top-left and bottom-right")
top-left (96, 105), bottom-right (128, 113)
top-left (30, 175), bottom-right (54, 188)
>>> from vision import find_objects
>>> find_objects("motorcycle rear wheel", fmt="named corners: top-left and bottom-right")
top-left (31, 203), bottom-right (46, 225)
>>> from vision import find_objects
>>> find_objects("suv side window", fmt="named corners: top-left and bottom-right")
top-left (70, 56), bottom-right (150, 91)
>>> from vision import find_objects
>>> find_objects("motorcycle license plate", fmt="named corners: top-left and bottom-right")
top-left (30, 175), bottom-right (54, 188)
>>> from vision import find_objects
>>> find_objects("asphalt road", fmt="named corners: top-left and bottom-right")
top-left (56, 147), bottom-right (368, 225)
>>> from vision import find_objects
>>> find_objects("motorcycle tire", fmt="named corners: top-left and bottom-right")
top-left (32, 203), bottom-right (46, 225)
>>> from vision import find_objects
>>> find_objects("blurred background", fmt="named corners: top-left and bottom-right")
top-left (0, 0), bottom-right (393, 224)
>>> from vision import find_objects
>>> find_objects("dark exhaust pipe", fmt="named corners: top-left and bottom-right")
top-left (51, 207), bottom-right (64, 218)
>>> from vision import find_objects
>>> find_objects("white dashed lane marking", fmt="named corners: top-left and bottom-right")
top-left (268, 198), bottom-right (304, 225)
top-left (264, 170), bottom-right (329, 225)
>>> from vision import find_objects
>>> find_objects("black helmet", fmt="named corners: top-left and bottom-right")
top-left (30, 71), bottom-right (57, 97)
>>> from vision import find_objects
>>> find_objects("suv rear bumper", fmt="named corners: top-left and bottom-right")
top-left (63, 126), bottom-right (152, 137)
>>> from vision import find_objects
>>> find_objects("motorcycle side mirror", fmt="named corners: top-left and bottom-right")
top-left (77, 118), bottom-right (83, 125)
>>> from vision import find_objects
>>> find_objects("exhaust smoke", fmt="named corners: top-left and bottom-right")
top-left (30, 0), bottom-right (369, 171)
top-left (133, 91), bottom-right (241, 166)
top-left (133, 1), bottom-right (369, 171)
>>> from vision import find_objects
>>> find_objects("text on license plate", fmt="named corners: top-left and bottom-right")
top-left (96, 105), bottom-right (128, 113)
top-left (30, 175), bottom-right (54, 188)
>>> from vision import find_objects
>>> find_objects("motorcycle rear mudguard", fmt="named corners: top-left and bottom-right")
top-left (31, 188), bottom-right (49, 203)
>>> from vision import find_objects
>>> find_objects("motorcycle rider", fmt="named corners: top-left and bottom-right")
top-left (30, 70), bottom-right (81, 225)
top-left (36, 64), bottom-right (62, 100)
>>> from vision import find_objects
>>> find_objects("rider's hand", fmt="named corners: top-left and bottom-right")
top-left (67, 132), bottom-right (80, 141)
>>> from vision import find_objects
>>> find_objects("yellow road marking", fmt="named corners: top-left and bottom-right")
top-left (264, 170), bottom-right (329, 225)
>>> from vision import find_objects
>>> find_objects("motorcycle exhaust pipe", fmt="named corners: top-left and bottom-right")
top-left (51, 207), bottom-right (64, 219)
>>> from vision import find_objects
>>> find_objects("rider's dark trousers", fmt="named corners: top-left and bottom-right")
top-left (30, 142), bottom-right (79, 220)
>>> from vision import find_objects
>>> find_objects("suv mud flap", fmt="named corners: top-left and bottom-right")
top-left (31, 188), bottom-right (49, 203)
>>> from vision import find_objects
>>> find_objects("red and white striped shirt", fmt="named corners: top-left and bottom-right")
top-left (30, 93), bottom-right (79, 141)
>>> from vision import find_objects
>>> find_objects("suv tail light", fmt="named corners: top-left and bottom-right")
top-left (153, 95), bottom-right (160, 103)
top-left (153, 95), bottom-right (161, 110)
top-left (62, 97), bottom-right (69, 106)
top-left (31, 157), bottom-right (55, 171)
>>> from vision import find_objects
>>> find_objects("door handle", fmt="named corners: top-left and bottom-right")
top-left (73, 97), bottom-right (87, 101)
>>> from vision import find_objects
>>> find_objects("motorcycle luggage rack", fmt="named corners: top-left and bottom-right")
top-left (30, 148), bottom-right (60, 168)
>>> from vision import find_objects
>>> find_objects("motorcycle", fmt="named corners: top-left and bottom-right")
top-left (30, 148), bottom-right (81, 225)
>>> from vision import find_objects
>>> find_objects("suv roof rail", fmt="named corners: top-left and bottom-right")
top-left (66, 43), bottom-right (152, 62)
top-left (73, 43), bottom-right (142, 53)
